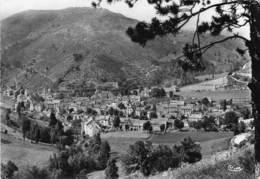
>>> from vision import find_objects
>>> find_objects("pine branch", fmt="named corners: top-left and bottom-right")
top-left (175, 34), bottom-right (249, 62)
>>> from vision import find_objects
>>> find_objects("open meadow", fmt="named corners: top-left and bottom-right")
top-left (1, 133), bottom-right (55, 167)
top-left (149, 131), bottom-right (233, 144)
top-left (177, 89), bottom-right (250, 102)
top-left (101, 131), bottom-right (233, 156)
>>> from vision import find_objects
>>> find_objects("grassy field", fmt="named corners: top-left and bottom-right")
top-left (149, 131), bottom-right (233, 144)
top-left (195, 73), bottom-right (228, 81)
top-left (1, 128), bottom-right (55, 167)
top-left (149, 131), bottom-right (233, 157)
top-left (177, 89), bottom-right (250, 102)
top-left (200, 137), bottom-right (231, 156)
top-left (102, 131), bottom-right (233, 156)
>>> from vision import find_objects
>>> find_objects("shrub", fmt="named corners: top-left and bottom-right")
top-left (75, 169), bottom-right (88, 179)
top-left (121, 141), bottom-right (152, 174)
top-left (85, 134), bottom-right (111, 170)
top-left (73, 54), bottom-right (83, 62)
top-left (1, 161), bottom-right (18, 179)
top-left (238, 150), bottom-right (255, 174)
top-left (15, 166), bottom-right (50, 179)
top-left (118, 103), bottom-right (126, 110)
top-left (150, 111), bottom-right (158, 119)
top-left (201, 97), bottom-right (210, 106)
top-left (143, 121), bottom-right (153, 133)
top-left (113, 116), bottom-right (120, 128)
top-left (189, 121), bottom-right (203, 130)
top-left (22, 118), bottom-right (31, 139)
top-left (174, 137), bottom-right (202, 164)
top-left (105, 159), bottom-right (118, 179)
top-left (143, 145), bottom-right (181, 176)
top-left (202, 116), bottom-right (218, 132)
top-left (68, 153), bottom-right (95, 175)
top-left (160, 124), bottom-right (166, 132)
top-left (174, 119), bottom-right (184, 130)
top-left (220, 99), bottom-right (227, 111)
top-left (150, 88), bottom-right (166, 98)
top-left (39, 127), bottom-right (51, 143)
top-left (121, 141), bottom-right (182, 176)
top-left (223, 111), bottom-right (238, 128)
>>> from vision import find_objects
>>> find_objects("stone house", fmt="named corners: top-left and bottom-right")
top-left (81, 117), bottom-right (102, 137)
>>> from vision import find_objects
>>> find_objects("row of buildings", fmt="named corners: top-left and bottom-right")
top-left (2, 81), bottom-right (252, 138)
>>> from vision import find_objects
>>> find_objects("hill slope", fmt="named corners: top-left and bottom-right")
top-left (1, 7), bottom-right (249, 90)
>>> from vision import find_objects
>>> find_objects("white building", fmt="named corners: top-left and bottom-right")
top-left (81, 117), bottom-right (102, 137)
top-left (188, 113), bottom-right (203, 122)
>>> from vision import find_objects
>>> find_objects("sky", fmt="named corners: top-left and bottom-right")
top-left (0, 0), bottom-right (249, 38)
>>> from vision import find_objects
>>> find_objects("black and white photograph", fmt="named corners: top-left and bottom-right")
top-left (0, 0), bottom-right (259, 178)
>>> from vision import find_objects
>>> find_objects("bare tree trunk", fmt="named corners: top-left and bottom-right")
top-left (248, 2), bottom-right (260, 177)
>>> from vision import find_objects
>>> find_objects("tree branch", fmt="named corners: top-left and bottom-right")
top-left (180, 1), bottom-right (240, 20)
top-left (175, 34), bottom-right (249, 62)
top-left (200, 34), bottom-right (249, 54)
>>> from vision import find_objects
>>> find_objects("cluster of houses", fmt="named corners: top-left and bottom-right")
top-left (2, 81), bottom-right (253, 138)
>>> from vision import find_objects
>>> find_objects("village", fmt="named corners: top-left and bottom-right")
top-left (1, 78), bottom-right (254, 141)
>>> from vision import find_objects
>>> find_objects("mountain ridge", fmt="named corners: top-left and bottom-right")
top-left (1, 7), bottom-right (249, 90)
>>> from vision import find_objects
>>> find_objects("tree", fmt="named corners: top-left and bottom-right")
top-left (69, 108), bottom-right (74, 113)
top-left (73, 53), bottom-right (83, 62)
top-left (118, 103), bottom-right (126, 110)
top-left (150, 88), bottom-right (166, 98)
top-left (236, 106), bottom-right (252, 119)
top-left (201, 97), bottom-right (210, 106)
top-left (174, 119), bottom-right (184, 130)
top-left (160, 124), bottom-right (166, 133)
top-left (96, 141), bottom-right (111, 169)
top-left (149, 111), bottom-right (158, 119)
top-left (202, 116), bottom-right (217, 131)
top-left (236, 121), bottom-right (246, 135)
top-left (22, 118), bottom-right (31, 141)
top-left (169, 91), bottom-right (174, 98)
top-left (220, 99), bottom-right (227, 111)
top-left (223, 111), bottom-right (239, 129)
top-left (143, 121), bottom-right (152, 132)
top-left (49, 146), bottom-right (96, 178)
top-left (56, 93), bottom-right (64, 99)
top-left (121, 141), bottom-right (152, 174)
top-left (1, 161), bottom-right (18, 179)
top-left (113, 116), bottom-right (121, 128)
top-left (50, 127), bottom-right (57, 144)
top-left (5, 108), bottom-right (11, 126)
top-left (108, 107), bottom-right (119, 116)
top-left (141, 145), bottom-right (181, 176)
top-left (76, 169), bottom-right (88, 179)
top-left (176, 137), bottom-right (202, 163)
top-left (86, 134), bottom-right (111, 170)
top-left (40, 127), bottom-right (51, 143)
top-left (15, 165), bottom-right (50, 179)
top-left (49, 112), bottom-right (58, 127)
top-left (140, 110), bottom-right (148, 120)
top-left (77, 109), bottom-right (84, 114)
top-left (189, 121), bottom-right (203, 130)
top-left (67, 153), bottom-right (90, 176)
top-left (121, 141), bottom-right (181, 176)
top-left (105, 159), bottom-right (118, 179)
top-left (16, 102), bottom-right (22, 117)
top-left (93, 0), bottom-right (260, 170)
top-left (30, 123), bottom-right (41, 143)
